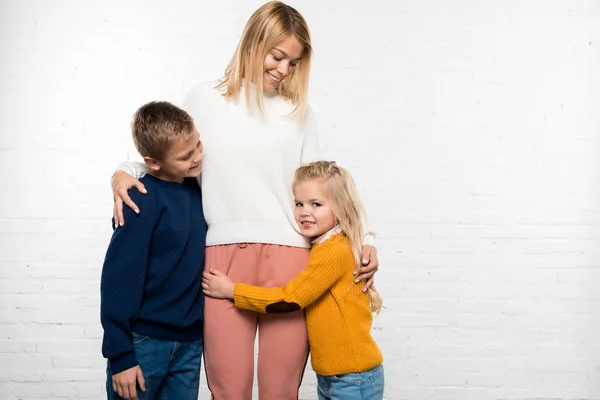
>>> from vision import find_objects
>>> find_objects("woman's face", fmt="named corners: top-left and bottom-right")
top-left (262, 35), bottom-right (304, 92)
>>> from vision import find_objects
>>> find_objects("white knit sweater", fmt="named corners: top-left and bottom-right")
top-left (118, 82), bottom-right (319, 248)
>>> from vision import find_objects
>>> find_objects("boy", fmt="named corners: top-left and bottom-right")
top-left (100, 101), bottom-right (206, 400)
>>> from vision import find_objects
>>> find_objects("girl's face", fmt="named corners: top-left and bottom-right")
top-left (293, 179), bottom-right (336, 239)
top-left (262, 35), bottom-right (304, 92)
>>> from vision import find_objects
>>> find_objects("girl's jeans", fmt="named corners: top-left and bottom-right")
top-left (317, 364), bottom-right (384, 400)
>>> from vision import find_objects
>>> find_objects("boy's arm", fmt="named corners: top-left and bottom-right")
top-left (100, 188), bottom-right (157, 374)
top-left (233, 239), bottom-right (350, 313)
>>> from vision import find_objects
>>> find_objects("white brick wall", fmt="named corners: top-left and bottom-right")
top-left (1, 0), bottom-right (599, 398)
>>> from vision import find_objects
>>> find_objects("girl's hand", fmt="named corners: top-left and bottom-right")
top-left (354, 245), bottom-right (379, 291)
top-left (202, 270), bottom-right (235, 299)
top-left (112, 170), bottom-right (147, 227)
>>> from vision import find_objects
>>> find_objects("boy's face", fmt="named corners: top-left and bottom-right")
top-left (145, 129), bottom-right (203, 183)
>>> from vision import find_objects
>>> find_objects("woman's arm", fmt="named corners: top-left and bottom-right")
top-left (357, 224), bottom-right (379, 290)
top-left (300, 106), bottom-right (320, 163)
top-left (111, 162), bottom-right (150, 227)
top-left (357, 244), bottom-right (379, 290)
top-left (300, 106), bottom-right (379, 289)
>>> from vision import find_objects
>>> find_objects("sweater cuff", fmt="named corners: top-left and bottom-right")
top-left (233, 283), bottom-right (267, 313)
top-left (109, 351), bottom-right (138, 375)
top-left (112, 161), bottom-right (148, 180)
top-left (363, 231), bottom-right (376, 247)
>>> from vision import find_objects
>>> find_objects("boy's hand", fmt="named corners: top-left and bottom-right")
top-left (112, 170), bottom-right (147, 228)
top-left (202, 269), bottom-right (235, 299)
top-left (112, 365), bottom-right (146, 400)
top-left (354, 245), bottom-right (379, 291)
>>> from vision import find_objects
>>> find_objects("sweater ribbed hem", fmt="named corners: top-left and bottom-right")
top-left (207, 221), bottom-right (310, 248)
top-left (314, 360), bottom-right (384, 377)
top-left (132, 320), bottom-right (203, 343)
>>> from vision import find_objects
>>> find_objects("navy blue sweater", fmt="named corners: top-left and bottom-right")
top-left (100, 174), bottom-right (207, 374)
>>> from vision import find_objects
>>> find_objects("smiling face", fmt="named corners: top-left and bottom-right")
top-left (262, 35), bottom-right (304, 92)
top-left (144, 128), bottom-right (203, 183)
top-left (293, 178), bottom-right (336, 239)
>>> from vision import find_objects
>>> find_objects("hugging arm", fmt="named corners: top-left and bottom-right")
top-left (202, 245), bottom-right (347, 313)
top-left (111, 162), bottom-right (149, 227)
top-left (356, 242), bottom-right (379, 290)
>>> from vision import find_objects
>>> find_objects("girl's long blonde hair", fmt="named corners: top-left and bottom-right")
top-left (293, 161), bottom-right (383, 314)
top-left (216, 1), bottom-right (312, 118)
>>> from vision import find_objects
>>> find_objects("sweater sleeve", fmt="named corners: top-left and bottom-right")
top-left (298, 107), bottom-right (375, 246)
top-left (114, 161), bottom-right (149, 179)
top-left (182, 83), bottom-right (202, 116)
top-left (363, 225), bottom-right (376, 247)
top-left (300, 106), bottom-right (321, 163)
top-left (100, 187), bottom-right (158, 374)
top-left (113, 139), bottom-right (149, 179)
top-left (233, 238), bottom-right (350, 313)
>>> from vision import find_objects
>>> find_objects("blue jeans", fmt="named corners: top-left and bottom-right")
top-left (317, 364), bottom-right (384, 400)
top-left (106, 333), bottom-right (202, 400)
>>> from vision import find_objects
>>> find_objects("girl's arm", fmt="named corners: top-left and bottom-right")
top-left (202, 239), bottom-right (351, 313)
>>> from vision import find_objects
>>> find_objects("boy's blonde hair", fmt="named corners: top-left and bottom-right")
top-left (132, 101), bottom-right (195, 159)
top-left (293, 161), bottom-right (383, 314)
top-left (216, 1), bottom-right (312, 117)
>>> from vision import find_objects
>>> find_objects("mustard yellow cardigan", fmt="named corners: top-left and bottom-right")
top-left (234, 233), bottom-right (383, 376)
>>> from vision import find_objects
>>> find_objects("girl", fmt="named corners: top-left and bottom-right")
top-left (111, 3), bottom-right (380, 398)
top-left (202, 161), bottom-right (385, 400)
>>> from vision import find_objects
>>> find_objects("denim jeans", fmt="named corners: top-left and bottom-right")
top-left (106, 333), bottom-right (203, 400)
top-left (317, 364), bottom-right (384, 400)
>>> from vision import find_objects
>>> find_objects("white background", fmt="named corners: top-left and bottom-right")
top-left (1, 0), bottom-right (600, 399)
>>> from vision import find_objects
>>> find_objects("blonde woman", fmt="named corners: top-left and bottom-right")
top-left (201, 161), bottom-right (385, 400)
top-left (111, 2), bottom-right (379, 399)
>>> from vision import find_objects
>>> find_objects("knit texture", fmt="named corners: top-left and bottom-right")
top-left (100, 174), bottom-right (207, 374)
top-left (118, 81), bottom-right (319, 248)
top-left (234, 233), bottom-right (383, 376)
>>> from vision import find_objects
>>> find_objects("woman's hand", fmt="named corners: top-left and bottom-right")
top-left (202, 270), bottom-right (235, 299)
top-left (112, 170), bottom-right (147, 227)
top-left (354, 245), bottom-right (379, 291)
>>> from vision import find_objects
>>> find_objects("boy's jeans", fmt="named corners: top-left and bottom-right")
top-left (106, 332), bottom-right (202, 400)
top-left (317, 364), bottom-right (384, 400)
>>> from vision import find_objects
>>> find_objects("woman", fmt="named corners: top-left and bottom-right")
top-left (111, 2), bottom-right (379, 399)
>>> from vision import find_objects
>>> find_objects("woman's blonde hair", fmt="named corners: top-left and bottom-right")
top-left (293, 161), bottom-right (383, 314)
top-left (216, 1), bottom-right (312, 117)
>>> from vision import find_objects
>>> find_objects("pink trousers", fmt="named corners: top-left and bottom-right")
top-left (203, 243), bottom-right (310, 400)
